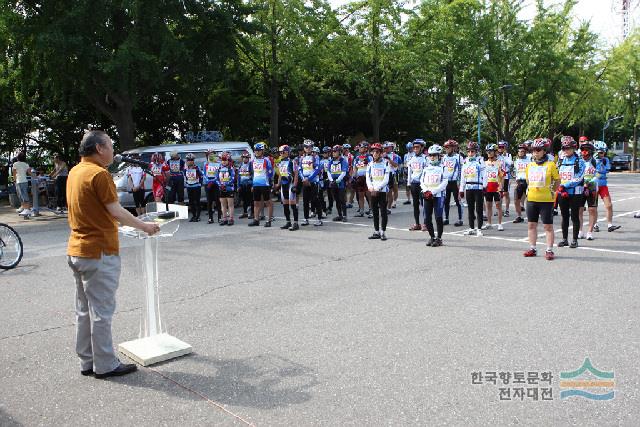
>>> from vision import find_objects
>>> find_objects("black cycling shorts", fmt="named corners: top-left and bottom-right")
top-left (515, 180), bottom-right (528, 199)
top-left (253, 186), bottom-right (271, 202)
top-left (220, 191), bottom-right (234, 198)
top-left (389, 172), bottom-right (396, 186)
top-left (503, 178), bottom-right (510, 192)
top-left (526, 201), bottom-right (554, 224)
top-left (582, 191), bottom-right (598, 208)
top-left (132, 189), bottom-right (147, 208)
top-left (485, 191), bottom-right (501, 202)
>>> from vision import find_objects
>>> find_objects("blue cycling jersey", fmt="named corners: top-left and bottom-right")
top-left (327, 158), bottom-right (349, 189)
top-left (558, 154), bottom-right (585, 195)
top-left (298, 155), bottom-right (321, 183)
top-left (183, 166), bottom-right (202, 188)
top-left (203, 161), bottom-right (220, 185)
top-left (595, 156), bottom-right (611, 187)
top-left (238, 161), bottom-right (252, 185)
top-left (250, 157), bottom-right (274, 187)
top-left (277, 158), bottom-right (295, 185)
top-left (442, 153), bottom-right (462, 181)
top-left (216, 165), bottom-right (235, 192)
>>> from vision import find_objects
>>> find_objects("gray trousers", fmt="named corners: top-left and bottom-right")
top-left (67, 254), bottom-right (121, 374)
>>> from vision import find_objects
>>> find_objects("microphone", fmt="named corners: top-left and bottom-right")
top-left (114, 154), bottom-right (150, 169)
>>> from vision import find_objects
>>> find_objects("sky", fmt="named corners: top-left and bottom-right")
top-left (328, 0), bottom-right (640, 47)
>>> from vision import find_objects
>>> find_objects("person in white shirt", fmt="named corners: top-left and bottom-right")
top-left (12, 152), bottom-right (34, 216)
top-left (127, 163), bottom-right (147, 216)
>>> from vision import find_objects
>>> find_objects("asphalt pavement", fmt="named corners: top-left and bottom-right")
top-left (1, 173), bottom-right (639, 426)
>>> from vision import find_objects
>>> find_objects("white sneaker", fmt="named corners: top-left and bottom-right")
top-left (31, 211), bottom-right (41, 217)
top-left (481, 224), bottom-right (491, 230)
top-left (586, 232), bottom-right (594, 241)
top-left (16, 207), bottom-right (24, 213)
top-left (497, 224), bottom-right (504, 231)
top-left (18, 209), bottom-right (32, 216)
top-left (476, 229), bottom-right (483, 237)
top-left (314, 220), bottom-right (323, 226)
top-left (464, 228), bottom-right (476, 236)
top-left (577, 231), bottom-right (585, 239)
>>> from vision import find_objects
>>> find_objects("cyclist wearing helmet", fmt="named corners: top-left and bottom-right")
top-left (183, 153), bottom-right (203, 222)
top-left (299, 139), bottom-right (323, 226)
top-left (483, 143), bottom-right (505, 231)
top-left (403, 141), bottom-right (414, 205)
top-left (248, 142), bottom-right (274, 227)
top-left (319, 146), bottom-right (333, 216)
top-left (421, 145), bottom-right (448, 247)
top-left (383, 142), bottom-right (401, 210)
top-left (352, 141), bottom-right (373, 218)
top-left (238, 151), bottom-right (253, 219)
top-left (523, 138), bottom-right (559, 260)
top-left (327, 145), bottom-right (349, 221)
top-left (167, 151), bottom-right (185, 204)
top-left (557, 137), bottom-right (585, 248)
top-left (577, 141), bottom-right (598, 240)
top-left (512, 143), bottom-right (531, 223)
top-left (342, 143), bottom-right (355, 208)
top-left (366, 143), bottom-right (390, 240)
top-left (275, 145), bottom-right (300, 231)
top-left (593, 141), bottom-right (620, 232)
top-left (442, 139), bottom-right (464, 227)
top-left (149, 152), bottom-right (170, 203)
top-left (216, 153), bottom-right (235, 225)
top-left (460, 141), bottom-right (487, 236)
top-left (497, 141), bottom-right (513, 217)
top-left (203, 150), bottom-right (222, 224)
top-left (407, 139), bottom-right (427, 230)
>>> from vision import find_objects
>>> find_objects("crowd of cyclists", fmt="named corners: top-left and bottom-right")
top-left (138, 135), bottom-right (635, 259)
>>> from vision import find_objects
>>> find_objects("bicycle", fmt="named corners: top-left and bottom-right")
top-left (0, 223), bottom-right (23, 269)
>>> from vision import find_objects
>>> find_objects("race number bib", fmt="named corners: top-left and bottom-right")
top-left (185, 169), bottom-right (198, 184)
top-left (423, 172), bottom-right (440, 189)
top-left (205, 164), bottom-right (218, 178)
top-left (443, 159), bottom-right (455, 173)
top-left (371, 167), bottom-right (385, 181)
top-left (219, 171), bottom-right (230, 183)
top-left (302, 159), bottom-right (313, 172)
top-left (558, 165), bottom-right (574, 184)
top-left (486, 166), bottom-right (499, 183)
top-left (463, 166), bottom-right (477, 181)
top-left (169, 161), bottom-right (180, 173)
top-left (279, 163), bottom-right (290, 177)
top-left (528, 165), bottom-right (546, 188)
top-left (151, 164), bottom-right (162, 175)
top-left (330, 163), bottom-right (342, 174)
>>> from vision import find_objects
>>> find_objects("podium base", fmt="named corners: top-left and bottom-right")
top-left (118, 333), bottom-right (192, 366)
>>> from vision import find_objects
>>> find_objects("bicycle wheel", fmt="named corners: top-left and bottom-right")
top-left (0, 223), bottom-right (23, 269)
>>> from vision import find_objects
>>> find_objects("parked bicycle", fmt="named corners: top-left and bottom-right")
top-left (0, 223), bottom-right (23, 269)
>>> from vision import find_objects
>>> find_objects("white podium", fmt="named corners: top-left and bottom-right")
top-left (117, 203), bottom-right (193, 366)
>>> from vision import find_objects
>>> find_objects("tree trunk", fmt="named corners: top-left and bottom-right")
top-left (88, 91), bottom-right (136, 151)
top-left (270, 77), bottom-right (279, 147)
top-left (633, 123), bottom-right (638, 172)
top-left (444, 64), bottom-right (454, 139)
top-left (371, 92), bottom-right (381, 141)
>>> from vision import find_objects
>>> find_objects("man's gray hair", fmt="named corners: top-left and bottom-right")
top-left (79, 130), bottom-right (110, 157)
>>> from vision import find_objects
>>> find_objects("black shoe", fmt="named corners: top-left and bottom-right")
top-left (289, 223), bottom-right (299, 231)
top-left (443, 219), bottom-right (449, 226)
top-left (553, 209), bottom-right (558, 216)
top-left (513, 216), bottom-right (524, 224)
top-left (570, 240), bottom-right (578, 248)
top-left (558, 239), bottom-right (569, 247)
top-left (194, 217), bottom-right (201, 222)
top-left (208, 218), bottom-right (214, 224)
top-left (248, 220), bottom-right (260, 227)
top-left (403, 201), bottom-right (411, 205)
top-left (426, 237), bottom-right (434, 247)
top-left (260, 215), bottom-right (266, 220)
top-left (81, 368), bottom-right (94, 377)
top-left (264, 221), bottom-right (272, 228)
top-left (608, 225), bottom-right (621, 232)
top-left (280, 222), bottom-right (292, 229)
top-left (454, 220), bottom-right (463, 227)
top-left (433, 238), bottom-right (443, 247)
top-left (368, 232), bottom-right (381, 239)
top-left (332, 216), bottom-right (342, 221)
top-left (380, 233), bottom-right (387, 241)
top-left (239, 213), bottom-right (248, 219)
top-left (94, 363), bottom-right (137, 379)
top-left (301, 219), bottom-right (310, 226)
top-left (219, 219), bottom-right (227, 226)
top-left (342, 217), bottom-right (347, 222)
top-left (189, 217), bottom-right (196, 222)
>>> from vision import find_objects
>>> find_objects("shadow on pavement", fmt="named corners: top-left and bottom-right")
top-left (0, 408), bottom-right (23, 427)
top-left (117, 353), bottom-right (319, 410)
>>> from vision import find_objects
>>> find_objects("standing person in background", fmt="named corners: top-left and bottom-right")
top-left (237, 151), bottom-right (253, 219)
top-left (275, 145), bottom-right (300, 231)
top-left (403, 142), bottom-right (414, 205)
top-left (557, 137), bottom-right (585, 248)
top-left (593, 141), bottom-right (621, 233)
top-left (203, 150), bottom-right (221, 224)
top-left (352, 142), bottom-right (372, 218)
top-left (248, 142), bottom-right (274, 227)
top-left (442, 139), bottom-right (464, 227)
top-left (299, 140), bottom-right (323, 226)
top-left (216, 153), bottom-right (235, 226)
top-left (577, 141), bottom-right (598, 240)
top-left (167, 151), bottom-right (185, 204)
top-left (149, 152), bottom-right (169, 203)
top-left (482, 144), bottom-right (505, 231)
top-left (126, 159), bottom-right (147, 216)
top-left (13, 152), bottom-right (33, 217)
top-left (497, 141), bottom-right (513, 217)
top-left (50, 153), bottom-right (69, 213)
top-left (460, 141), bottom-right (487, 236)
top-left (183, 153), bottom-right (202, 222)
top-left (512, 143), bottom-right (531, 223)
top-left (327, 144), bottom-right (349, 222)
top-left (407, 139), bottom-right (427, 230)
top-left (67, 130), bottom-right (159, 379)
top-left (383, 142), bottom-right (400, 211)
top-left (366, 143), bottom-right (390, 241)
top-left (421, 144), bottom-right (448, 247)
top-left (523, 138), bottom-right (559, 260)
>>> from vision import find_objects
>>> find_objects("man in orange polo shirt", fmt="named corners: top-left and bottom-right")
top-left (67, 130), bottom-right (160, 379)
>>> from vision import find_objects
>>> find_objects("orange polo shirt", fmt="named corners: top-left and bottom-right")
top-left (66, 158), bottom-right (119, 258)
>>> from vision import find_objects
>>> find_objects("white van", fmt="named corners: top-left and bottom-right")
top-left (112, 141), bottom-right (253, 208)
